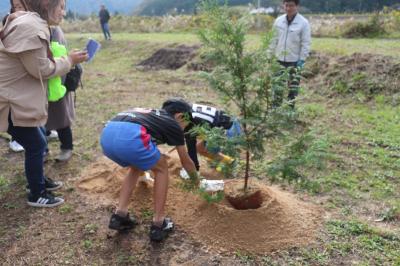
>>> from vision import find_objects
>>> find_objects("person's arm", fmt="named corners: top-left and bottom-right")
top-left (176, 145), bottom-right (198, 180)
top-left (185, 134), bottom-right (200, 171)
top-left (19, 40), bottom-right (87, 80)
top-left (300, 20), bottom-right (311, 61)
top-left (267, 20), bottom-right (279, 58)
top-left (19, 41), bottom-right (72, 80)
top-left (2, 14), bottom-right (9, 26)
top-left (106, 10), bottom-right (111, 21)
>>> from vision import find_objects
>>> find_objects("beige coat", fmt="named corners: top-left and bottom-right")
top-left (0, 12), bottom-right (72, 132)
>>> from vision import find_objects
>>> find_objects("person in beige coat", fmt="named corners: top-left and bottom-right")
top-left (0, 0), bottom-right (88, 207)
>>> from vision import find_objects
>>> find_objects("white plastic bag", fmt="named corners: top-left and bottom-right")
top-left (200, 179), bottom-right (224, 192)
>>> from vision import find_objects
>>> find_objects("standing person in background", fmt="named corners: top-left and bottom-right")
top-left (46, 11), bottom-right (79, 162)
top-left (0, 0), bottom-right (88, 207)
top-left (268, 0), bottom-right (311, 109)
top-left (99, 4), bottom-right (111, 40)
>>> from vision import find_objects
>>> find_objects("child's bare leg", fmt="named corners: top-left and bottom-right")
top-left (116, 166), bottom-right (141, 215)
top-left (151, 155), bottom-right (169, 225)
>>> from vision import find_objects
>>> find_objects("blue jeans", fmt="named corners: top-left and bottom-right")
top-left (101, 23), bottom-right (111, 40)
top-left (7, 116), bottom-right (47, 196)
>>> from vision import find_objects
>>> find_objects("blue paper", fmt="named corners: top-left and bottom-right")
top-left (86, 39), bottom-right (101, 62)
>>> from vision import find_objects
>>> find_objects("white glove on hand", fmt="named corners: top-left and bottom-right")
top-left (179, 169), bottom-right (190, 180)
top-left (139, 172), bottom-right (154, 183)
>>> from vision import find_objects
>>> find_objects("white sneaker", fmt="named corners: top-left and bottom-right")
top-left (47, 130), bottom-right (58, 141)
top-left (9, 141), bottom-right (24, 152)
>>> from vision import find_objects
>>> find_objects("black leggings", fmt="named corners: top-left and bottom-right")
top-left (47, 127), bottom-right (73, 150)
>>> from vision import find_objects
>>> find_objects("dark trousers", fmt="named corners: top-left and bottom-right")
top-left (101, 22), bottom-right (111, 40)
top-left (7, 116), bottom-right (46, 196)
top-left (47, 126), bottom-right (73, 150)
top-left (57, 127), bottom-right (73, 150)
top-left (273, 61), bottom-right (301, 108)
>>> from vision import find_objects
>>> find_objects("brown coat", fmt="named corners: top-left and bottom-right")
top-left (0, 12), bottom-right (72, 132)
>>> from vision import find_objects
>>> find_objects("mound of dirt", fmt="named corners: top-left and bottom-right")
top-left (137, 45), bottom-right (200, 70)
top-left (305, 52), bottom-right (400, 97)
top-left (77, 146), bottom-right (322, 254)
top-left (187, 56), bottom-right (215, 72)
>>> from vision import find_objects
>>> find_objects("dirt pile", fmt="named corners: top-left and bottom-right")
top-left (187, 56), bottom-right (215, 72)
top-left (305, 52), bottom-right (400, 97)
top-left (137, 45), bottom-right (200, 70)
top-left (77, 147), bottom-right (322, 254)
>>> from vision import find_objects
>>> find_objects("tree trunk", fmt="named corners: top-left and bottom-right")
top-left (244, 149), bottom-right (250, 191)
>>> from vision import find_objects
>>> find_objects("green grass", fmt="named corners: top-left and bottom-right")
top-left (67, 33), bottom-right (400, 57)
top-left (301, 37), bottom-right (400, 56)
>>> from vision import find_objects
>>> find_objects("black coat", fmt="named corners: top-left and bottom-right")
top-left (99, 9), bottom-right (110, 24)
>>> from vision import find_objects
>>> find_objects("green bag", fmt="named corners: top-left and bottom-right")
top-left (48, 41), bottom-right (68, 102)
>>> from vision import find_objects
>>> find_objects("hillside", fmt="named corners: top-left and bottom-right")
top-left (135, 0), bottom-right (250, 15)
top-left (0, 0), bottom-right (142, 16)
top-left (136, 0), bottom-right (400, 15)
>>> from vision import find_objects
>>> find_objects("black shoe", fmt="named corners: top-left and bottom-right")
top-left (26, 177), bottom-right (63, 192)
top-left (149, 218), bottom-right (174, 242)
top-left (108, 213), bottom-right (137, 231)
top-left (27, 191), bottom-right (64, 208)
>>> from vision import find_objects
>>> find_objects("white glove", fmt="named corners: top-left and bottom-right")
top-left (139, 172), bottom-right (154, 183)
top-left (179, 169), bottom-right (190, 180)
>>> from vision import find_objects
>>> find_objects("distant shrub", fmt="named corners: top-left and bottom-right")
top-left (385, 10), bottom-right (400, 32)
top-left (62, 14), bottom-right (274, 34)
top-left (341, 14), bottom-right (386, 38)
top-left (249, 14), bottom-right (274, 32)
top-left (308, 14), bottom-right (346, 38)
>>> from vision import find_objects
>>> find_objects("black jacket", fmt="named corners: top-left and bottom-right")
top-left (99, 9), bottom-right (110, 24)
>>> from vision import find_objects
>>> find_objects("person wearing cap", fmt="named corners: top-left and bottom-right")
top-left (184, 102), bottom-right (241, 171)
top-left (163, 99), bottom-right (241, 170)
top-left (100, 100), bottom-right (199, 242)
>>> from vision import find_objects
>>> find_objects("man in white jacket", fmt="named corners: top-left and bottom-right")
top-left (268, 0), bottom-right (311, 108)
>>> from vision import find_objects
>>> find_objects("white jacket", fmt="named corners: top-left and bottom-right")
top-left (268, 13), bottom-right (311, 63)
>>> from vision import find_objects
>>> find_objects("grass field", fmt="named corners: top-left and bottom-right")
top-left (0, 33), bottom-right (399, 265)
top-left (69, 32), bottom-right (400, 56)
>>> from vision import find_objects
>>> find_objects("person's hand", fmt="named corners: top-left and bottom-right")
top-left (68, 50), bottom-right (88, 65)
top-left (296, 60), bottom-right (305, 69)
top-left (181, 171), bottom-right (201, 191)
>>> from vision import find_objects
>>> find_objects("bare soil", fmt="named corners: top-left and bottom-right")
top-left (305, 52), bottom-right (400, 97)
top-left (137, 45), bottom-right (200, 70)
top-left (77, 146), bottom-right (323, 254)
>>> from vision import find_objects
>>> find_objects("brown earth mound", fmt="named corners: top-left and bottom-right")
top-left (187, 56), bottom-right (215, 72)
top-left (77, 146), bottom-right (322, 254)
top-left (137, 45), bottom-right (200, 70)
top-left (305, 52), bottom-right (400, 97)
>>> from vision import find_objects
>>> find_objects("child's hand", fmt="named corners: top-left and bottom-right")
top-left (68, 50), bottom-right (88, 65)
top-left (181, 171), bottom-right (201, 191)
